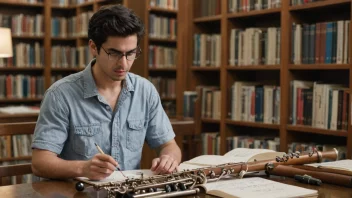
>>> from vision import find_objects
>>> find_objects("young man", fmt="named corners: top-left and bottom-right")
top-left (31, 4), bottom-right (181, 181)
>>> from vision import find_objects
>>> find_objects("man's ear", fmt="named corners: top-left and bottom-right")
top-left (89, 39), bottom-right (98, 57)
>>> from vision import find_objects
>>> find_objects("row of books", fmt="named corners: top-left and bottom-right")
top-left (198, 86), bottom-right (221, 119)
top-left (0, 14), bottom-right (44, 36)
top-left (202, 132), bottom-right (221, 155)
top-left (0, 135), bottom-right (33, 158)
top-left (291, 0), bottom-right (322, 6)
top-left (288, 142), bottom-right (346, 160)
top-left (230, 82), bottom-right (281, 124)
top-left (51, 0), bottom-right (94, 6)
top-left (229, 27), bottom-right (281, 66)
top-left (150, 0), bottom-right (178, 10)
top-left (0, 75), bottom-right (45, 99)
top-left (291, 20), bottom-right (350, 65)
top-left (148, 45), bottom-right (177, 69)
top-left (228, 0), bottom-right (281, 13)
top-left (8, 0), bottom-right (43, 3)
top-left (199, 0), bottom-right (221, 17)
top-left (226, 136), bottom-right (280, 152)
top-left (183, 91), bottom-right (197, 118)
top-left (0, 42), bottom-right (44, 68)
top-left (148, 77), bottom-right (176, 99)
top-left (148, 14), bottom-right (177, 39)
top-left (290, 80), bottom-right (349, 131)
top-left (51, 17), bottom-right (77, 38)
top-left (51, 45), bottom-right (92, 68)
top-left (193, 34), bottom-right (221, 67)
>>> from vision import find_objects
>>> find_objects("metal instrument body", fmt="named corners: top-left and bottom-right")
top-left (83, 149), bottom-right (338, 198)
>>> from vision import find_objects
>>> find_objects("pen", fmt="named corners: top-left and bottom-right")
top-left (94, 143), bottom-right (126, 178)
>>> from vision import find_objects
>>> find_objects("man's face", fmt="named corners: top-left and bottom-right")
top-left (93, 35), bottom-right (139, 82)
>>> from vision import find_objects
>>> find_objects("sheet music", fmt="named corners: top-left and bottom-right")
top-left (203, 177), bottom-right (317, 198)
top-left (306, 159), bottom-right (352, 171)
top-left (76, 169), bottom-right (154, 185)
top-left (224, 148), bottom-right (284, 162)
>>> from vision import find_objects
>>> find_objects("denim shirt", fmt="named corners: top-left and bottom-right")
top-left (32, 59), bottom-right (175, 170)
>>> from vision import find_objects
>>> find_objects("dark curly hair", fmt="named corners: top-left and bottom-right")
top-left (88, 4), bottom-right (145, 53)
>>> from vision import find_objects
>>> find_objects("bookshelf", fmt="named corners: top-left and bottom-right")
top-left (138, 0), bottom-right (186, 119)
top-left (0, 0), bottom-right (128, 107)
top-left (186, 0), bottom-right (352, 158)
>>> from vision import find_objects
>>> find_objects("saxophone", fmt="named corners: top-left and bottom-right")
top-left (76, 149), bottom-right (338, 198)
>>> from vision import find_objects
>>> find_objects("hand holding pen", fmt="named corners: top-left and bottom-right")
top-left (95, 143), bottom-right (127, 178)
top-left (80, 143), bottom-right (124, 181)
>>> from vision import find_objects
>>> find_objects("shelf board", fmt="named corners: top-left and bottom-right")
top-left (227, 65), bottom-right (281, 70)
top-left (0, 1), bottom-right (44, 7)
top-left (201, 118), bottom-right (220, 124)
top-left (51, 68), bottom-right (80, 72)
top-left (287, 125), bottom-right (348, 137)
top-left (149, 67), bottom-right (176, 72)
top-left (161, 97), bottom-right (176, 100)
top-left (194, 15), bottom-right (222, 23)
top-left (226, 119), bottom-right (280, 129)
top-left (0, 98), bottom-right (42, 103)
top-left (12, 35), bottom-right (44, 40)
top-left (51, 5), bottom-right (76, 9)
top-left (149, 6), bottom-right (178, 14)
top-left (52, 37), bottom-right (76, 41)
top-left (288, 64), bottom-right (350, 70)
top-left (289, 0), bottom-right (351, 11)
top-left (149, 37), bottom-right (177, 43)
top-left (190, 66), bottom-right (220, 71)
top-left (227, 8), bottom-right (281, 18)
top-left (0, 156), bottom-right (31, 162)
top-left (0, 67), bottom-right (44, 71)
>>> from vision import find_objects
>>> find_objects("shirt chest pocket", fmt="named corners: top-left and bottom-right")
top-left (73, 124), bottom-right (102, 157)
top-left (126, 117), bottom-right (146, 151)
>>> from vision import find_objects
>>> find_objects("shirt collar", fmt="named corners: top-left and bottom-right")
top-left (82, 59), bottom-right (134, 99)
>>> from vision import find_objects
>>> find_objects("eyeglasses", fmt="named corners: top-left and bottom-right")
top-left (100, 46), bottom-right (142, 61)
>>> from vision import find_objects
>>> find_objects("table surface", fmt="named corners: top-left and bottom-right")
top-left (0, 175), bottom-right (351, 198)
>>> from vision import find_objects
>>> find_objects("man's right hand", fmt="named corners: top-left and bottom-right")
top-left (82, 153), bottom-right (119, 180)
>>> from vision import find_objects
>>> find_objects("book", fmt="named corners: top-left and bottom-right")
top-left (178, 148), bottom-right (285, 171)
top-left (200, 177), bottom-right (318, 198)
top-left (75, 169), bottom-right (155, 186)
top-left (303, 159), bottom-right (352, 176)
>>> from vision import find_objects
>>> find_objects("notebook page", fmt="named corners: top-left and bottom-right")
top-left (203, 177), bottom-right (317, 198)
top-left (183, 155), bottom-right (235, 166)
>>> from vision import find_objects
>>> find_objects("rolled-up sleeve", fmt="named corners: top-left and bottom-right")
top-left (32, 88), bottom-right (69, 154)
top-left (145, 88), bottom-right (175, 149)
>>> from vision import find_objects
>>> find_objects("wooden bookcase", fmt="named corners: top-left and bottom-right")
top-left (185, 0), bottom-right (352, 158)
top-left (137, 0), bottom-right (187, 119)
top-left (0, 0), bottom-right (127, 106)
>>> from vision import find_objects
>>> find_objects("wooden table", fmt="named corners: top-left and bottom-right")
top-left (0, 176), bottom-right (351, 198)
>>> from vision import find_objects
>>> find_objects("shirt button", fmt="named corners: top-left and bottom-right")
top-left (106, 106), bottom-right (110, 110)
top-left (98, 96), bottom-right (102, 100)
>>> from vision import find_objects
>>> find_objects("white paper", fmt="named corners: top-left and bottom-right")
top-left (305, 159), bottom-right (352, 171)
top-left (76, 169), bottom-right (154, 185)
top-left (203, 177), bottom-right (317, 198)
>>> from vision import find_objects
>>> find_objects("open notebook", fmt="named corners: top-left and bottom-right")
top-left (75, 169), bottom-right (155, 186)
top-left (178, 148), bottom-right (285, 171)
top-left (200, 177), bottom-right (318, 198)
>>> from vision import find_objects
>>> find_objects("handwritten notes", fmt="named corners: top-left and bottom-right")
top-left (306, 159), bottom-right (352, 171)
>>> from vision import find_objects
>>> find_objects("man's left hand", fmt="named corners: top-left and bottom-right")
top-left (150, 154), bottom-right (178, 174)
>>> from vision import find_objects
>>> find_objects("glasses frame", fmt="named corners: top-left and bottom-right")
top-left (100, 45), bottom-right (142, 61)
